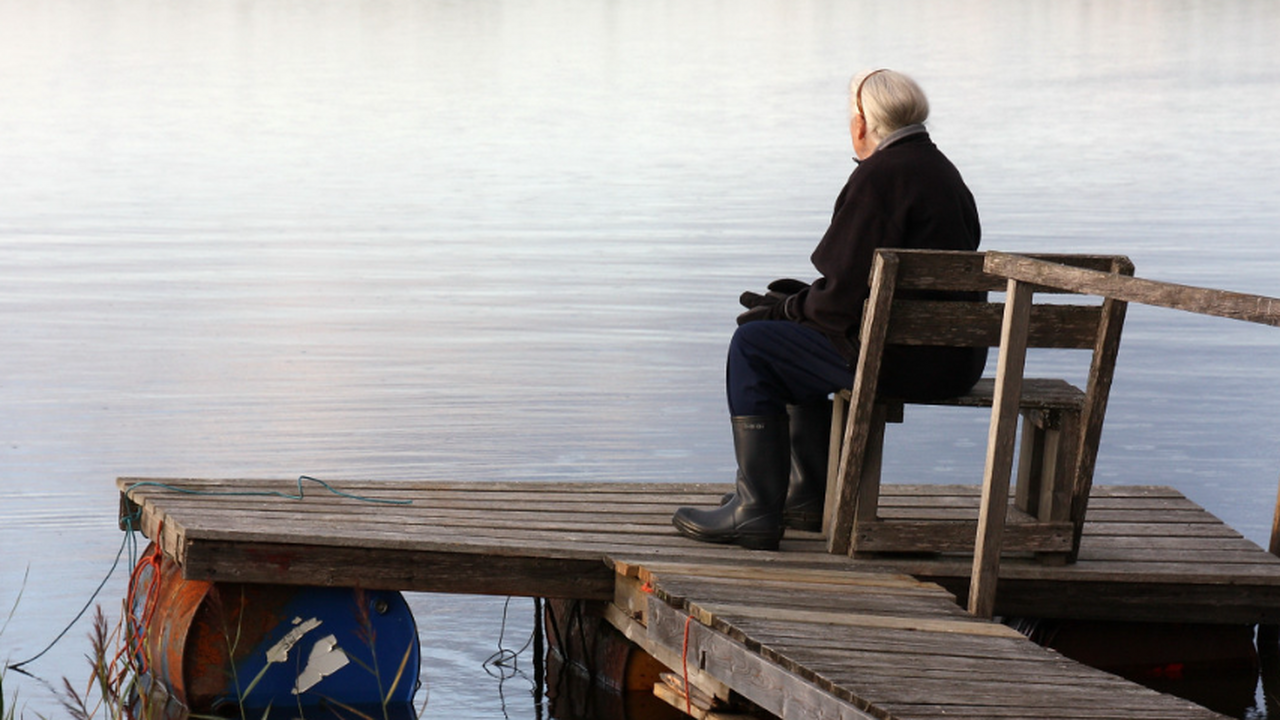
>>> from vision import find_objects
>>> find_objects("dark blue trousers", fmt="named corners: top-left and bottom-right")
top-left (726, 321), bottom-right (854, 416)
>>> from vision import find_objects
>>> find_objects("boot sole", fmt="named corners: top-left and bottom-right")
top-left (723, 494), bottom-right (823, 534)
top-left (672, 515), bottom-right (782, 551)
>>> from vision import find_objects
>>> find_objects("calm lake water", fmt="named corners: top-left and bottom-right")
top-left (3, 0), bottom-right (1279, 717)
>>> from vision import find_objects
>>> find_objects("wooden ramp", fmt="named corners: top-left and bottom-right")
top-left (610, 561), bottom-right (1226, 719)
top-left (117, 477), bottom-right (1277, 719)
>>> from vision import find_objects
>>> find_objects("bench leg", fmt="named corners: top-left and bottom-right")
top-left (824, 394), bottom-right (892, 551)
top-left (849, 404), bottom-right (889, 554)
top-left (1043, 410), bottom-right (1080, 524)
top-left (1014, 413), bottom-right (1047, 517)
top-left (1014, 409), bottom-right (1076, 524)
top-left (822, 392), bottom-right (848, 537)
top-left (1014, 408), bottom-right (1080, 565)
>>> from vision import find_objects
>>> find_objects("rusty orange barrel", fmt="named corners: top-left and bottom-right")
top-left (129, 544), bottom-right (420, 715)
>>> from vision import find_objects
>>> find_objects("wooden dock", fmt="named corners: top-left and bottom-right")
top-left (118, 476), bottom-right (1280, 719)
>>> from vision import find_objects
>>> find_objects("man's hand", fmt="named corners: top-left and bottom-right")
top-left (737, 293), bottom-right (789, 325)
top-left (736, 278), bottom-right (808, 324)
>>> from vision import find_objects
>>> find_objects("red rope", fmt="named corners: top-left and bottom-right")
top-left (124, 525), bottom-right (164, 675)
top-left (681, 614), bottom-right (694, 716)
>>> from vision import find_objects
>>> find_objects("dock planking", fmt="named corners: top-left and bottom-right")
top-left (117, 477), bottom-right (1280, 624)
top-left (117, 476), bottom-right (1273, 718)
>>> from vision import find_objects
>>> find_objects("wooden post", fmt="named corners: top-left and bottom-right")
top-left (1260, 478), bottom-right (1280, 647)
top-left (968, 279), bottom-right (1033, 618)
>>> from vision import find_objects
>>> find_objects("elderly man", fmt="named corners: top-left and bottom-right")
top-left (673, 69), bottom-right (986, 551)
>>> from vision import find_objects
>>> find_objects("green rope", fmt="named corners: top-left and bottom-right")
top-left (8, 475), bottom-right (410, 672)
top-left (123, 474), bottom-right (414, 506)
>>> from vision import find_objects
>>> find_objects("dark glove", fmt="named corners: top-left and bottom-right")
top-left (767, 278), bottom-right (810, 295)
top-left (739, 290), bottom-right (770, 309)
top-left (740, 290), bottom-right (790, 309)
top-left (736, 293), bottom-right (791, 325)
top-left (740, 278), bottom-right (809, 309)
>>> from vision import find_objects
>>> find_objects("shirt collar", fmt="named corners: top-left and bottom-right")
top-left (852, 124), bottom-right (927, 165)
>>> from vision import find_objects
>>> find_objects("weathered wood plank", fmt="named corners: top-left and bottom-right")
top-left (882, 704), bottom-right (1215, 720)
top-left (688, 601), bottom-right (1024, 638)
top-left (119, 476), bottom-right (734, 495)
top-left (116, 500), bottom-right (693, 529)
top-left (886, 301), bottom-right (1103, 349)
top-left (879, 493), bottom-right (1207, 513)
top-left (738, 625), bottom-right (1079, 669)
top-left (874, 484), bottom-right (1184, 499)
top-left (629, 561), bottom-right (945, 593)
top-left (644, 594), bottom-right (882, 720)
top-left (120, 478), bottom-right (732, 507)
top-left (855, 518), bottom-right (1073, 553)
top-left (651, 584), bottom-right (965, 622)
top-left (875, 508), bottom-right (1221, 525)
top-left (986, 251), bottom-right (1280, 327)
top-left (892, 250), bottom-right (1136, 293)
top-left (180, 539), bottom-right (616, 599)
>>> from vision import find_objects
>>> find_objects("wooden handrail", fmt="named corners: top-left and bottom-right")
top-left (985, 250), bottom-right (1280, 584)
top-left (985, 251), bottom-right (1280, 327)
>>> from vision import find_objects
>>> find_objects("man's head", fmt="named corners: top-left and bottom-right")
top-left (849, 69), bottom-right (929, 159)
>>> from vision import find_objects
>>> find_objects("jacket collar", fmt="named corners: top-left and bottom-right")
top-left (853, 124), bottom-right (928, 165)
top-left (876, 123), bottom-right (928, 152)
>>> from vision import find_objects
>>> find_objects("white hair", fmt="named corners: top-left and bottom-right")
top-left (850, 69), bottom-right (930, 145)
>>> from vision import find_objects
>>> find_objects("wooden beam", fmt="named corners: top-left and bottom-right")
top-left (828, 251), bottom-right (899, 554)
top-left (855, 518), bottom-right (1072, 554)
top-left (178, 539), bottom-right (617, 600)
top-left (1069, 287), bottom-right (1130, 559)
top-left (603, 602), bottom-right (733, 703)
top-left (970, 279), bottom-right (1033, 618)
top-left (985, 251), bottom-right (1280, 327)
top-left (892, 249), bottom-right (1140, 292)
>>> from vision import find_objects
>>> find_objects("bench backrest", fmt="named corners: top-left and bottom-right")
top-left (877, 250), bottom-right (1133, 350)
top-left (826, 249), bottom-right (1134, 559)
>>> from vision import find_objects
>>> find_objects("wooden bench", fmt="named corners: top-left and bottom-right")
top-left (827, 377), bottom-right (1086, 553)
top-left (822, 250), bottom-right (1133, 614)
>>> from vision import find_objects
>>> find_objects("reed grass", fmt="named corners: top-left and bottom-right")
top-left (3, 580), bottom-right (426, 720)
top-left (2, 568), bottom-right (47, 720)
top-left (2, 569), bottom-right (25, 720)
top-left (59, 605), bottom-right (147, 720)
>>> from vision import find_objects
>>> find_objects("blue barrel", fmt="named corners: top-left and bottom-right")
top-left (129, 547), bottom-right (420, 716)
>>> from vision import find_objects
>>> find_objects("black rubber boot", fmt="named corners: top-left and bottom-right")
top-left (783, 399), bottom-right (831, 532)
top-left (672, 415), bottom-right (789, 551)
top-left (716, 400), bottom-right (831, 532)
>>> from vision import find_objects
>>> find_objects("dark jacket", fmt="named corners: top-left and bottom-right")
top-left (790, 128), bottom-right (987, 400)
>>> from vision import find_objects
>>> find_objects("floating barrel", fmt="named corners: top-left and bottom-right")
top-left (1008, 617), bottom-right (1258, 718)
top-left (129, 544), bottom-right (420, 716)
top-left (544, 599), bottom-right (684, 720)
